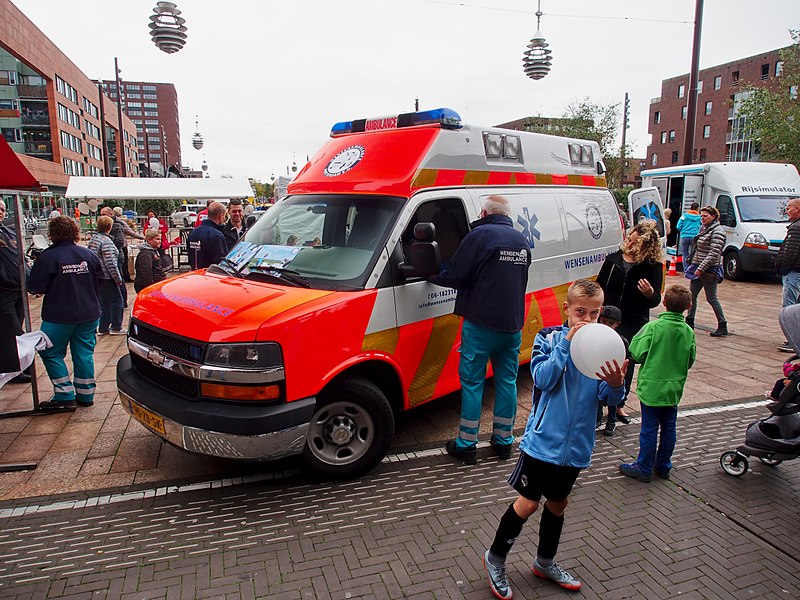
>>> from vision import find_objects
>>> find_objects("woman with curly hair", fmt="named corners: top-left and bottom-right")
top-left (596, 220), bottom-right (665, 435)
top-left (28, 216), bottom-right (104, 410)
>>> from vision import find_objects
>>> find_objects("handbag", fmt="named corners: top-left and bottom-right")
top-left (684, 263), bottom-right (698, 280)
top-left (716, 264), bottom-right (724, 283)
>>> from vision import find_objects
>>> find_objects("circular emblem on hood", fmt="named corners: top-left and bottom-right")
top-left (324, 145), bottom-right (365, 177)
top-left (586, 204), bottom-right (603, 240)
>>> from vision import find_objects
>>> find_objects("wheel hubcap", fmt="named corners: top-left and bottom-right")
top-left (326, 416), bottom-right (356, 445)
top-left (306, 400), bottom-right (374, 466)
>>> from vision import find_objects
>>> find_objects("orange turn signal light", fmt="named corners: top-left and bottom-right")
top-left (200, 383), bottom-right (280, 401)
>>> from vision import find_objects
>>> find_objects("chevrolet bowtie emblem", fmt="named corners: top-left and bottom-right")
top-left (147, 348), bottom-right (166, 366)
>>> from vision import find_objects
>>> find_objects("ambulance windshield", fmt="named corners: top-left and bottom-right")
top-left (227, 194), bottom-right (405, 290)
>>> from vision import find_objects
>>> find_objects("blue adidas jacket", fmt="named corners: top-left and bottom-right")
top-left (188, 219), bottom-right (228, 270)
top-left (429, 214), bottom-right (530, 332)
top-left (28, 241), bottom-right (103, 324)
top-left (520, 325), bottom-right (625, 469)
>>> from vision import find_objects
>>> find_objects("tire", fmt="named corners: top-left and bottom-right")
top-left (183, 218), bottom-right (189, 227)
top-left (758, 457), bottom-right (783, 466)
top-left (724, 251), bottom-right (744, 281)
top-left (303, 377), bottom-right (394, 478)
top-left (720, 451), bottom-right (748, 476)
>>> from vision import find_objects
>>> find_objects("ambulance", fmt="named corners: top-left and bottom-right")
top-left (117, 108), bottom-right (654, 478)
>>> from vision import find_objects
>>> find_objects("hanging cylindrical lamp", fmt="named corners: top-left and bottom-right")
top-left (149, 2), bottom-right (188, 55)
top-left (522, 1), bottom-right (552, 81)
top-left (192, 115), bottom-right (203, 150)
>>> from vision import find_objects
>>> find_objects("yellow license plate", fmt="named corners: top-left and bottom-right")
top-left (128, 399), bottom-right (166, 435)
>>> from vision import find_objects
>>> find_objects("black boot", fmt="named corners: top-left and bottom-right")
top-left (710, 321), bottom-right (728, 337)
top-left (685, 317), bottom-right (694, 329)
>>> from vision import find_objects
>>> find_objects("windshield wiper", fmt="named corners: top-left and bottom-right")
top-left (209, 257), bottom-right (244, 278)
top-left (248, 265), bottom-right (311, 288)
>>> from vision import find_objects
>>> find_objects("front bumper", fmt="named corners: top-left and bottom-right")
top-left (738, 246), bottom-right (777, 274)
top-left (117, 354), bottom-right (316, 461)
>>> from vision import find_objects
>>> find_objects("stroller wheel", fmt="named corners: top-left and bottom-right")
top-left (720, 451), bottom-right (749, 477)
top-left (758, 457), bottom-right (783, 466)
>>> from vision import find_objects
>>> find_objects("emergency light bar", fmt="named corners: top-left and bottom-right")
top-left (330, 107), bottom-right (463, 137)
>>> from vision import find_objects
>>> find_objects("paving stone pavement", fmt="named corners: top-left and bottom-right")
top-left (0, 404), bottom-right (797, 599)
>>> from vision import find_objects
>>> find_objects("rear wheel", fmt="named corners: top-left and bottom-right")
top-left (303, 378), bottom-right (394, 478)
top-left (759, 457), bottom-right (783, 466)
top-left (724, 251), bottom-right (744, 281)
top-left (720, 451), bottom-right (748, 476)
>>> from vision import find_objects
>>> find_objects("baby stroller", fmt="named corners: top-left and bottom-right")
top-left (720, 304), bottom-right (800, 476)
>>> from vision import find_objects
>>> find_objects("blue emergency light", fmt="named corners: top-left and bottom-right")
top-left (330, 107), bottom-right (463, 137)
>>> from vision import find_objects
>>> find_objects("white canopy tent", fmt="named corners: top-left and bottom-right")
top-left (65, 177), bottom-right (254, 200)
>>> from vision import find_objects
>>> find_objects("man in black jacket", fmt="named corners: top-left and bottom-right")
top-left (188, 202), bottom-right (228, 270)
top-left (775, 197), bottom-right (800, 352)
top-left (221, 199), bottom-right (248, 252)
top-left (429, 195), bottom-right (531, 464)
top-left (0, 200), bottom-right (31, 383)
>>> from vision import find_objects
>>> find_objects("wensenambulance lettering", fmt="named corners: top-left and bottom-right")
top-left (564, 252), bottom-right (606, 270)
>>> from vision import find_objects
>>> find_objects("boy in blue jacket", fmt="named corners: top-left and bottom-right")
top-left (483, 279), bottom-right (627, 598)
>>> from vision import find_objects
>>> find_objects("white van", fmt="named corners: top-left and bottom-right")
top-left (641, 162), bottom-right (800, 279)
top-left (118, 108), bottom-right (641, 478)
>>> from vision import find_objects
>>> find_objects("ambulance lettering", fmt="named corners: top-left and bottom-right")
top-left (564, 252), bottom-right (607, 270)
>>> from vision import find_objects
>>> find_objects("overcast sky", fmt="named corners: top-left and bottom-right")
top-left (9, 0), bottom-right (800, 181)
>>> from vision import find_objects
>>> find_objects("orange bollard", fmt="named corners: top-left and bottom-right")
top-left (667, 255), bottom-right (677, 276)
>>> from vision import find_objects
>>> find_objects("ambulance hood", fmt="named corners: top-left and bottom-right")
top-left (132, 271), bottom-right (336, 343)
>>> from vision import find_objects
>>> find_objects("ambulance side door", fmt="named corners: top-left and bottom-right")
top-left (389, 191), bottom-right (475, 407)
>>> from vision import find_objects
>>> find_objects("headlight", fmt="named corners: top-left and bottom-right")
top-left (744, 232), bottom-right (768, 249)
top-left (205, 342), bottom-right (283, 369)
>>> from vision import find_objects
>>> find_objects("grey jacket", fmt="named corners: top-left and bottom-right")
top-left (87, 232), bottom-right (123, 285)
top-left (691, 221), bottom-right (726, 273)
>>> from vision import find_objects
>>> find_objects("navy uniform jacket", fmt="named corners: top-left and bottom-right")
top-left (28, 241), bottom-right (103, 323)
top-left (188, 219), bottom-right (228, 270)
top-left (429, 214), bottom-right (531, 332)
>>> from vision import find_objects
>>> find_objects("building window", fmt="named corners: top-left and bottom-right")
top-left (761, 64), bottom-right (770, 80)
top-left (669, 130), bottom-right (676, 143)
top-left (732, 71), bottom-right (740, 86)
top-left (0, 99), bottom-right (19, 111)
top-left (699, 148), bottom-right (707, 161)
top-left (697, 80), bottom-right (703, 94)
top-left (776, 61), bottom-right (784, 77)
top-left (0, 70), bottom-right (18, 85)
top-left (704, 101), bottom-right (712, 115)
top-left (144, 110), bottom-right (159, 117)
top-left (678, 84), bottom-right (685, 98)
top-left (127, 92), bottom-right (141, 99)
top-left (713, 75), bottom-right (721, 90)
top-left (126, 84), bottom-right (141, 91)
top-left (651, 153), bottom-right (657, 166)
top-left (661, 131), bottom-right (667, 144)
top-left (653, 111), bottom-right (661, 124)
top-left (143, 85), bottom-right (157, 91)
top-left (681, 106), bottom-right (687, 120)
top-left (703, 125), bottom-right (711, 138)
top-left (671, 151), bottom-right (679, 164)
top-left (2, 127), bottom-right (22, 143)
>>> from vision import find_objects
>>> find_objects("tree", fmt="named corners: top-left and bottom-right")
top-left (524, 98), bottom-right (626, 187)
top-left (738, 30), bottom-right (800, 169)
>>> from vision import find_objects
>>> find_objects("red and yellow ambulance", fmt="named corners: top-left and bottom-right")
top-left (117, 108), bottom-right (629, 477)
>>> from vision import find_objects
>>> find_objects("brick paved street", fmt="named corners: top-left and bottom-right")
top-left (0, 404), bottom-right (798, 599)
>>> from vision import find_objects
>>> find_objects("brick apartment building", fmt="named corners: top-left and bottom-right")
top-left (95, 80), bottom-right (181, 178)
top-left (0, 0), bottom-right (139, 194)
top-left (646, 46), bottom-right (793, 168)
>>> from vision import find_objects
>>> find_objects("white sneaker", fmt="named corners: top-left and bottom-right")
top-left (109, 329), bottom-right (127, 336)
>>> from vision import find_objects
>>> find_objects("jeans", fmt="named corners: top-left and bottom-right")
top-left (455, 319), bottom-right (521, 449)
top-left (688, 272), bottom-right (726, 323)
top-left (98, 279), bottom-right (123, 332)
top-left (635, 404), bottom-right (678, 474)
top-left (679, 237), bottom-right (694, 267)
top-left (39, 319), bottom-right (99, 403)
top-left (782, 271), bottom-right (800, 308)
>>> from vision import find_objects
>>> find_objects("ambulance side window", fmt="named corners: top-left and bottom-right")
top-left (403, 198), bottom-right (469, 263)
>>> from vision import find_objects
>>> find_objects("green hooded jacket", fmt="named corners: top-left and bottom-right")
top-left (629, 311), bottom-right (696, 407)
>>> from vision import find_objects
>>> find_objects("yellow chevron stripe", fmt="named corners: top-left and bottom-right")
top-left (362, 327), bottom-right (400, 354)
top-left (411, 169), bottom-right (438, 188)
top-left (408, 314), bottom-right (461, 407)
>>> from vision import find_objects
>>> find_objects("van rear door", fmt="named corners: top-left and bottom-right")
top-left (628, 187), bottom-right (666, 242)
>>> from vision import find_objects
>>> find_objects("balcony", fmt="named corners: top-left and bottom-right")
top-left (16, 85), bottom-right (47, 99)
top-left (21, 113), bottom-right (50, 127)
top-left (24, 140), bottom-right (52, 156)
top-left (650, 97), bottom-right (662, 104)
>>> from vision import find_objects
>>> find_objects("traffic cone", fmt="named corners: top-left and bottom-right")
top-left (667, 255), bottom-right (677, 276)
top-left (676, 253), bottom-right (684, 273)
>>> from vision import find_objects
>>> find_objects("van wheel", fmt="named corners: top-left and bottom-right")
top-left (724, 251), bottom-right (744, 281)
top-left (303, 378), bottom-right (394, 478)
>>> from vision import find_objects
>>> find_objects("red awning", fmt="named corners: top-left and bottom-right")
top-left (0, 136), bottom-right (40, 189)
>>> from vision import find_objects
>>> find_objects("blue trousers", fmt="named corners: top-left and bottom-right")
top-left (39, 320), bottom-right (99, 404)
top-left (455, 319), bottom-right (521, 449)
top-left (635, 404), bottom-right (678, 474)
top-left (679, 237), bottom-right (693, 269)
top-left (782, 271), bottom-right (800, 308)
top-left (98, 279), bottom-right (123, 333)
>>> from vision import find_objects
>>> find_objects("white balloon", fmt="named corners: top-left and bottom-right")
top-left (569, 322), bottom-right (626, 380)
top-left (149, 217), bottom-right (160, 229)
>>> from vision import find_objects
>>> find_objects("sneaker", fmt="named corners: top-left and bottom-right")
top-left (109, 329), bottom-right (127, 336)
top-left (483, 550), bottom-right (512, 599)
top-left (619, 462), bottom-right (652, 482)
top-left (532, 560), bottom-right (581, 591)
top-left (603, 422), bottom-right (615, 436)
top-left (38, 399), bottom-right (77, 411)
top-left (445, 439), bottom-right (477, 465)
top-left (777, 342), bottom-right (794, 353)
top-left (97, 330), bottom-right (110, 336)
top-left (654, 468), bottom-right (671, 480)
top-left (490, 441), bottom-right (513, 460)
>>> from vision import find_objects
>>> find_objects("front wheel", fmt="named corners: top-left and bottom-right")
top-left (724, 251), bottom-right (744, 281)
top-left (303, 378), bottom-right (394, 478)
top-left (720, 451), bottom-right (748, 476)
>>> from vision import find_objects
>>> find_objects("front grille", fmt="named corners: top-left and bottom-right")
top-left (130, 319), bottom-right (205, 362)
top-left (131, 353), bottom-right (199, 399)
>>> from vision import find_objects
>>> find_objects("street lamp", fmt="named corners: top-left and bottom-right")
top-left (522, 0), bottom-right (552, 81)
top-left (114, 57), bottom-right (126, 177)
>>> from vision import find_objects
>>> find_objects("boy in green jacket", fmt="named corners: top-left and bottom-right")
top-left (620, 285), bottom-right (696, 482)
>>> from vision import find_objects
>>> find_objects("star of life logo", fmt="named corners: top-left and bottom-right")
top-left (517, 207), bottom-right (540, 249)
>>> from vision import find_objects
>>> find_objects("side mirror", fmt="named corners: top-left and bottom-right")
top-left (398, 222), bottom-right (441, 278)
